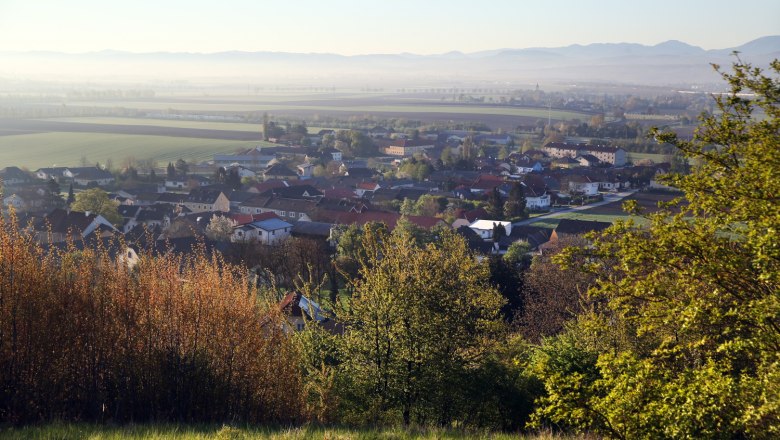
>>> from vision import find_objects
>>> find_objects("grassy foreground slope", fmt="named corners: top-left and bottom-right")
top-left (0, 424), bottom-right (584, 440)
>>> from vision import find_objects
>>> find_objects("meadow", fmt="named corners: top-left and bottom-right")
top-left (525, 191), bottom-right (679, 229)
top-left (0, 424), bottom-right (583, 440)
top-left (44, 117), bottom-right (264, 133)
top-left (53, 100), bottom-right (589, 121)
top-left (0, 132), bottom-right (262, 169)
top-left (626, 151), bottom-right (668, 163)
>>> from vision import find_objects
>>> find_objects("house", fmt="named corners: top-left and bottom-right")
top-left (469, 174), bottom-right (505, 194)
top-left (34, 167), bottom-right (68, 181)
top-left (343, 166), bottom-right (376, 179)
top-left (523, 184), bottom-right (551, 210)
top-left (0, 166), bottom-right (32, 186)
top-left (468, 220), bottom-right (513, 241)
top-left (368, 126), bottom-right (390, 138)
top-left (238, 195), bottom-right (317, 222)
top-left (297, 162), bottom-right (314, 179)
top-left (214, 146), bottom-right (276, 170)
top-left (33, 208), bottom-right (118, 243)
top-left (258, 184), bottom-right (323, 200)
top-left (183, 189), bottom-right (230, 213)
top-left (291, 221), bottom-right (335, 246)
top-left (320, 147), bottom-right (342, 162)
top-left (228, 211), bottom-right (280, 226)
top-left (586, 145), bottom-right (627, 167)
top-left (276, 291), bottom-right (339, 334)
top-left (543, 142), bottom-right (626, 167)
top-left (383, 139), bottom-right (436, 156)
top-left (165, 175), bottom-right (209, 189)
top-left (225, 164), bottom-right (258, 179)
top-left (547, 219), bottom-right (612, 245)
top-left (552, 157), bottom-right (581, 169)
top-left (451, 207), bottom-right (489, 229)
top-left (474, 134), bottom-right (513, 145)
top-left (576, 154), bottom-right (601, 167)
top-left (231, 218), bottom-right (292, 245)
top-left (566, 175), bottom-right (600, 196)
top-left (63, 167), bottom-right (115, 186)
top-left (263, 163), bottom-right (299, 181)
top-left (355, 181), bottom-right (381, 198)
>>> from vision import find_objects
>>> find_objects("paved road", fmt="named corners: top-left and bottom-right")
top-left (513, 189), bottom-right (638, 227)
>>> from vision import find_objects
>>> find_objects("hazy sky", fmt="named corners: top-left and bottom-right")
top-left (1, 0), bottom-right (778, 55)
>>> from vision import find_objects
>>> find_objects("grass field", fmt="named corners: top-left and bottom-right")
top-left (43, 117), bottom-right (264, 133)
top-left (0, 424), bottom-right (581, 440)
top-left (54, 101), bottom-right (590, 120)
top-left (0, 132), bottom-right (262, 169)
top-left (525, 191), bottom-right (679, 229)
top-left (626, 152), bottom-right (668, 163)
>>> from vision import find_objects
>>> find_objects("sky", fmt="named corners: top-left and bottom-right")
top-left (0, 0), bottom-right (778, 55)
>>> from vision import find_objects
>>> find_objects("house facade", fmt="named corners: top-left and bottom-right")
top-left (183, 189), bottom-right (230, 213)
top-left (231, 218), bottom-right (292, 245)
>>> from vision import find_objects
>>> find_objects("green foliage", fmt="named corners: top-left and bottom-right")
top-left (397, 158), bottom-right (434, 181)
top-left (70, 187), bottom-right (122, 225)
top-left (399, 194), bottom-right (448, 217)
top-left (532, 59), bottom-right (780, 438)
top-left (338, 227), bottom-right (505, 426)
top-left (503, 241), bottom-right (531, 267)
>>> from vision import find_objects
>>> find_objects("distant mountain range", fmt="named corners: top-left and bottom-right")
top-left (1, 36), bottom-right (778, 87)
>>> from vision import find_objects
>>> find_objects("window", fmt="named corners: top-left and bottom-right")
top-left (256, 208), bottom-right (260, 214)
top-left (296, 323), bottom-right (304, 331)
top-left (280, 211), bottom-right (286, 216)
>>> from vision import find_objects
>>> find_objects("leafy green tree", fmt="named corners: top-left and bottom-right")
top-left (70, 188), bottom-right (121, 225)
top-left (534, 59), bottom-right (780, 439)
top-left (338, 227), bottom-right (504, 426)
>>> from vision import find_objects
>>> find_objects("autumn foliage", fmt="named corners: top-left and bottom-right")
top-left (0, 214), bottom-right (302, 424)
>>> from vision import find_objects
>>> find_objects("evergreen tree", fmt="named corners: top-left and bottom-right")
top-left (166, 162), bottom-right (176, 178)
top-left (66, 184), bottom-right (75, 205)
top-left (486, 187), bottom-right (504, 219)
top-left (504, 181), bottom-right (528, 219)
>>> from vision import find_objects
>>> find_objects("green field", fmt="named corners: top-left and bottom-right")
top-left (0, 424), bottom-right (576, 440)
top-left (55, 101), bottom-right (589, 120)
top-left (527, 212), bottom-right (647, 229)
top-left (627, 152), bottom-right (668, 163)
top-left (43, 117), bottom-right (264, 133)
top-left (0, 132), bottom-right (264, 169)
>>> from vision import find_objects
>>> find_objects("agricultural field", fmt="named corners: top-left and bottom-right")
top-left (627, 151), bottom-right (669, 163)
top-left (527, 191), bottom-right (681, 229)
top-left (57, 99), bottom-right (589, 121)
top-left (44, 117), bottom-right (264, 133)
top-left (0, 132), bottom-right (262, 169)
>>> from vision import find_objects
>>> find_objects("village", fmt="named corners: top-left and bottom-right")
top-left (0, 123), bottom-right (677, 266)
